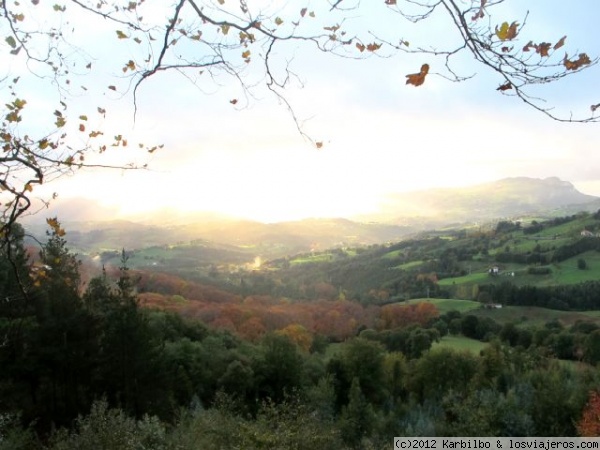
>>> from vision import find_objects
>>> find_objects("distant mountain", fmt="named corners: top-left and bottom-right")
top-left (20, 177), bottom-right (600, 258)
top-left (21, 200), bottom-right (415, 256)
top-left (28, 217), bottom-right (414, 258)
top-left (359, 177), bottom-right (600, 225)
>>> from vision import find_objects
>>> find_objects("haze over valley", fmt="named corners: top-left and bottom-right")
top-left (22, 176), bottom-right (600, 258)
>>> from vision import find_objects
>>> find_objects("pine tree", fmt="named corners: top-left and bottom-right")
top-left (340, 377), bottom-right (375, 449)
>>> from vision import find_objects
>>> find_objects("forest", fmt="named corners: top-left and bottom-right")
top-left (1, 217), bottom-right (600, 449)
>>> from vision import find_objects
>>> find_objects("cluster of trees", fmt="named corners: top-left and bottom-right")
top-left (522, 215), bottom-right (582, 235)
top-left (551, 237), bottom-right (600, 263)
top-left (498, 319), bottom-right (600, 365)
top-left (438, 310), bottom-right (600, 366)
top-left (481, 280), bottom-right (600, 310)
top-left (495, 236), bottom-right (600, 266)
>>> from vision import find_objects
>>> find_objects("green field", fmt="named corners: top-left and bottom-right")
top-left (408, 298), bottom-right (481, 314)
top-left (471, 305), bottom-right (600, 327)
top-left (548, 250), bottom-right (600, 285)
top-left (395, 260), bottom-right (424, 270)
top-left (410, 298), bottom-right (600, 328)
top-left (431, 335), bottom-right (487, 354)
top-left (438, 272), bottom-right (489, 286)
top-left (438, 247), bottom-right (600, 290)
top-left (290, 253), bottom-right (333, 265)
top-left (383, 249), bottom-right (403, 259)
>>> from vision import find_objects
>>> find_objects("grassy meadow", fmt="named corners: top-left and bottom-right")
top-left (431, 335), bottom-right (488, 354)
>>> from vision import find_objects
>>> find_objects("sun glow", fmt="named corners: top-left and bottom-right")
top-left (37, 101), bottom-right (599, 225)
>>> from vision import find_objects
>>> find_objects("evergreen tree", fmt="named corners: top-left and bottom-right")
top-left (0, 224), bottom-right (38, 419)
top-left (32, 219), bottom-right (97, 427)
top-left (93, 250), bottom-right (166, 417)
top-left (340, 377), bottom-right (375, 449)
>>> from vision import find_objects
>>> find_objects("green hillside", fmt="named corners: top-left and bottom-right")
top-left (259, 210), bottom-right (600, 310)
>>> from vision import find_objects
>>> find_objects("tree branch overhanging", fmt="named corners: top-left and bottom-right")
top-left (0, 0), bottom-right (598, 238)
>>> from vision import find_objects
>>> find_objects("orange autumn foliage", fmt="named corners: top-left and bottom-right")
top-left (277, 324), bottom-right (313, 352)
top-left (405, 63), bottom-right (430, 87)
top-left (238, 316), bottom-right (267, 342)
top-left (135, 271), bottom-right (377, 340)
top-left (379, 302), bottom-right (439, 330)
top-left (577, 390), bottom-right (600, 437)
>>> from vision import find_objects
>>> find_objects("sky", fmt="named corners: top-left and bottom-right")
top-left (4, 0), bottom-right (600, 223)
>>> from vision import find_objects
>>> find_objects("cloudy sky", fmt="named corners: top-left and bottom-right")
top-left (7, 0), bottom-right (600, 222)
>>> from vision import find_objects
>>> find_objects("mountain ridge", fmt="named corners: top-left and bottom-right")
top-left (20, 177), bottom-right (600, 256)
top-left (358, 176), bottom-right (600, 224)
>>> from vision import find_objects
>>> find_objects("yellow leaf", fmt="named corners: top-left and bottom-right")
top-left (46, 217), bottom-right (66, 236)
top-left (55, 116), bottom-right (66, 128)
top-left (5, 111), bottom-right (20, 123)
top-left (275, 17), bottom-right (283, 26)
top-left (24, 183), bottom-right (32, 192)
top-left (79, 115), bottom-right (88, 121)
top-left (122, 60), bottom-right (136, 72)
top-left (221, 24), bottom-right (230, 35)
top-left (242, 50), bottom-right (251, 59)
top-left (116, 30), bottom-right (129, 39)
top-left (495, 21), bottom-right (518, 41)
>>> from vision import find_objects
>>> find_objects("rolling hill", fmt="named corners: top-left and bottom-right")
top-left (359, 177), bottom-right (600, 225)
top-left (20, 177), bottom-right (600, 261)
